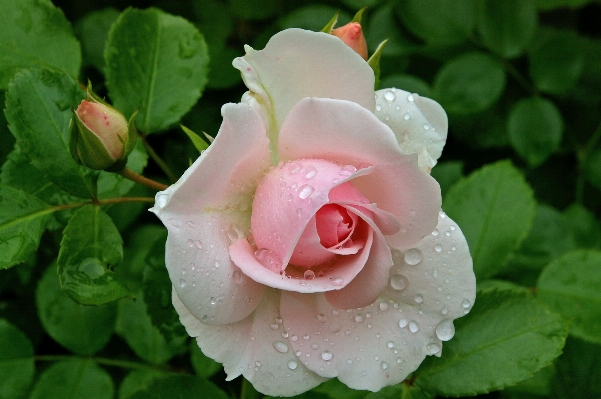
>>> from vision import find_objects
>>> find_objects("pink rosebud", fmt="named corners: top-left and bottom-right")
top-left (69, 92), bottom-right (137, 171)
top-left (332, 22), bottom-right (368, 60)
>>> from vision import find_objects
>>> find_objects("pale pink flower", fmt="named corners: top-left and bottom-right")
top-left (151, 29), bottom-right (475, 396)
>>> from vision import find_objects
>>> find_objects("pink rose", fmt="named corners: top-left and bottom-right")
top-left (152, 29), bottom-right (475, 396)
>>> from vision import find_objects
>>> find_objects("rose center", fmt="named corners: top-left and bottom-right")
top-left (315, 204), bottom-right (354, 249)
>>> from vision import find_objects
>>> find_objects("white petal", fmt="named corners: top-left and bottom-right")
top-left (233, 29), bottom-right (375, 153)
top-left (173, 288), bottom-right (327, 396)
top-left (280, 292), bottom-right (441, 391)
top-left (383, 212), bottom-right (476, 320)
top-left (374, 88), bottom-right (448, 172)
top-left (152, 103), bottom-right (269, 325)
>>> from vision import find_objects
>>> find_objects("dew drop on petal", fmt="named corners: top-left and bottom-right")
top-left (254, 248), bottom-right (282, 272)
top-left (304, 166), bottom-right (317, 179)
top-left (287, 360), bottom-right (298, 370)
top-left (339, 165), bottom-right (357, 176)
top-left (415, 294), bottom-right (424, 304)
top-left (331, 276), bottom-right (344, 286)
top-left (156, 193), bottom-right (169, 208)
top-left (379, 302), bottom-right (389, 311)
top-left (232, 270), bottom-right (244, 284)
top-left (304, 270), bottom-right (315, 280)
top-left (390, 274), bottom-right (409, 290)
top-left (387, 341), bottom-right (395, 348)
top-left (381, 362), bottom-right (388, 370)
top-left (435, 244), bottom-right (443, 253)
top-left (329, 322), bottom-right (341, 333)
top-left (462, 299), bottom-right (471, 308)
top-left (179, 278), bottom-right (186, 288)
top-left (399, 318), bottom-right (408, 328)
top-left (407, 94), bottom-right (415, 102)
top-left (403, 113), bottom-right (410, 120)
top-left (273, 341), bottom-right (289, 353)
top-left (384, 90), bottom-right (396, 101)
top-left (436, 319), bottom-right (455, 341)
top-left (427, 343), bottom-right (441, 354)
top-left (298, 185), bottom-right (314, 199)
top-left (409, 321), bottom-right (419, 333)
top-left (355, 314), bottom-right (364, 323)
top-left (321, 350), bottom-right (333, 361)
top-left (289, 162), bottom-right (302, 174)
top-left (404, 248), bottom-right (423, 265)
top-left (316, 313), bottom-right (327, 323)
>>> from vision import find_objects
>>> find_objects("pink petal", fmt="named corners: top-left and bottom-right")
top-left (382, 211), bottom-right (476, 320)
top-left (233, 29), bottom-right (375, 152)
top-left (280, 292), bottom-right (442, 391)
top-left (375, 88), bottom-right (448, 172)
top-left (151, 103), bottom-right (269, 325)
top-left (173, 288), bottom-right (327, 396)
top-left (278, 97), bottom-right (441, 250)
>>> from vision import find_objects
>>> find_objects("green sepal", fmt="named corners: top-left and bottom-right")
top-left (69, 112), bottom-right (117, 170)
top-left (368, 39), bottom-right (388, 90)
top-left (84, 81), bottom-right (110, 106)
top-left (180, 124), bottom-right (210, 153)
top-left (351, 7), bottom-right (367, 24)
top-left (321, 10), bottom-right (340, 33)
top-left (122, 109), bottom-right (139, 160)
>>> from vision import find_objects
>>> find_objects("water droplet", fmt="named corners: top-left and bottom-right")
top-left (290, 335), bottom-right (298, 342)
top-left (407, 94), bottom-right (415, 102)
top-left (376, 104), bottom-right (382, 111)
top-left (415, 294), bottom-right (424, 304)
top-left (354, 314), bottom-right (364, 323)
top-left (179, 278), bottom-right (186, 288)
top-left (289, 162), bottom-right (302, 174)
top-left (409, 321), bottom-right (419, 333)
top-left (321, 350), bottom-right (333, 361)
top-left (156, 193), bottom-right (169, 208)
top-left (423, 123), bottom-right (430, 130)
top-left (435, 244), bottom-right (442, 252)
top-left (379, 302), bottom-right (389, 311)
top-left (384, 90), bottom-right (396, 101)
top-left (441, 306), bottom-right (448, 315)
top-left (435, 319), bottom-right (455, 341)
top-left (194, 240), bottom-right (203, 249)
top-left (390, 274), bottom-right (409, 290)
top-left (403, 113), bottom-right (410, 120)
top-left (329, 322), bottom-right (341, 333)
top-left (404, 248), bottom-right (423, 265)
top-left (296, 208), bottom-right (302, 217)
top-left (273, 341), bottom-right (289, 353)
top-left (210, 297), bottom-right (217, 305)
top-left (398, 318), bottom-right (408, 328)
top-left (304, 166), bottom-right (317, 179)
top-left (331, 276), bottom-right (344, 286)
top-left (462, 299), bottom-right (471, 308)
top-left (225, 229), bottom-right (239, 242)
top-left (427, 343), bottom-right (441, 354)
top-left (432, 229), bottom-right (439, 236)
top-left (339, 165), bottom-right (357, 176)
top-left (270, 323), bottom-right (279, 330)
top-left (232, 270), bottom-right (244, 284)
top-left (299, 185), bottom-right (314, 199)
top-left (387, 341), bottom-right (395, 348)
top-left (304, 270), bottom-right (315, 280)
top-left (316, 313), bottom-right (327, 323)
top-left (254, 248), bottom-right (282, 272)
top-left (287, 360), bottom-right (298, 370)
top-left (381, 362), bottom-right (388, 370)
top-left (311, 343), bottom-right (319, 350)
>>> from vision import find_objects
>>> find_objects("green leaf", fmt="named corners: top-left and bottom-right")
top-left (508, 97), bottom-right (563, 167)
top-left (537, 250), bottom-right (601, 344)
top-left (504, 364), bottom-right (554, 397)
top-left (118, 369), bottom-right (165, 399)
top-left (75, 8), bottom-right (120, 72)
top-left (29, 359), bottom-right (114, 399)
top-left (433, 52), bottom-right (506, 114)
top-left (228, 0), bottom-right (276, 20)
top-left (206, 46), bottom-right (243, 90)
top-left (125, 375), bottom-right (228, 399)
top-left (586, 149), bottom-right (601, 191)
top-left (397, 0), bottom-right (476, 45)
top-left (551, 337), bottom-right (601, 398)
top-left (4, 68), bottom-right (98, 198)
top-left (529, 29), bottom-right (585, 94)
top-left (364, 384), bottom-right (433, 399)
top-left (368, 40), bottom-right (388, 90)
top-left (36, 264), bottom-right (117, 355)
top-left (450, 105), bottom-right (510, 149)
top-left (443, 161), bottom-right (536, 280)
top-left (57, 205), bottom-right (130, 305)
top-left (280, 6), bottom-right (350, 32)
top-left (430, 161), bottom-right (464, 197)
top-left (97, 140), bottom-right (148, 200)
top-left (367, 3), bottom-right (416, 57)
top-left (105, 8), bottom-right (209, 134)
top-left (0, 0), bottom-right (81, 89)
top-left (477, 0), bottom-right (537, 59)
top-left (190, 341), bottom-right (221, 378)
top-left (180, 124), bottom-right (209, 153)
top-left (414, 287), bottom-right (568, 396)
top-left (116, 292), bottom-right (187, 365)
top-left (142, 230), bottom-right (187, 341)
top-left (0, 319), bottom-right (34, 399)
top-left (534, 0), bottom-right (595, 10)
top-left (563, 204), bottom-right (601, 250)
top-left (0, 184), bottom-right (53, 269)
top-left (380, 74), bottom-right (433, 98)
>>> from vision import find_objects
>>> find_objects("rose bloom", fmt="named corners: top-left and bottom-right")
top-left (152, 29), bottom-right (476, 396)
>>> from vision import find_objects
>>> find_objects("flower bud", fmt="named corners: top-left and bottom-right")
top-left (332, 22), bottom-right (368, 60)
top-left (69, 92), bottom-right (137, 171)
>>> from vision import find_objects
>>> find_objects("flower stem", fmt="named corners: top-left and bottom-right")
top-left (119, 167), bottom-right (169, 191)
top-left (240, 378), bottom-right (261, 399)
top-left (138, 131), bottom-right (178, 183)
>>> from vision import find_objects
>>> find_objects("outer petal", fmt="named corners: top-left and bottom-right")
top-left (382, 211), bottom-right (476, 320)
top-left (151, 103), bottom-right (269, 325)
top-left (280, 292), bottom-right (441, 392)
top-left (173, 289), bottom-right (327, 396)
top-left (374, 89), bottom-right (448, 172)
top-left (233, 28), bottom-right (375, 153)
top-left (279, 97), bottom-right (441, 250)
